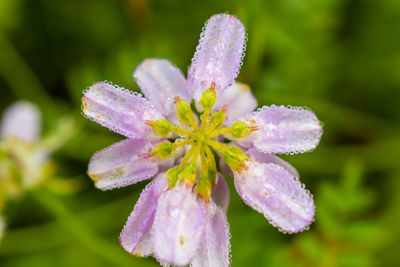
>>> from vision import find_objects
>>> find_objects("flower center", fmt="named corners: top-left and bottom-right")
top-left (195, 132), bottom-right (206, 144)
top-left (145, 83), bottom-right (257, 201)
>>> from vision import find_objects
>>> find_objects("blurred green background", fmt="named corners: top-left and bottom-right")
top-left (0, 0), bottom-right (399, 266)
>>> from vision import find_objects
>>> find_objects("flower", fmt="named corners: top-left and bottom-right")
top-left (0, 101), bottom-right (47, 196)
top-left (82, 13), bottom-right (323, 266)
top-left (0, 101), bottom-right (76, 241)
top-left (0, 101), bottom-right (48, 240)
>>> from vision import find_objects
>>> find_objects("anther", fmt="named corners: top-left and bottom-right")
top-left (229, 121), bottom-right (257, 138)
top-left (200, 83), bottom-right (217, 110)
top-left (178, 162), bottom-right (197, 186)
top-left (166, 167), bottom-right (180, 188)
top-left (207, 108), bottom-right (226, 133)
top-left (176, 97), bottom-right (198, 130)
top-left (196, 175), bottom-right (212, 202)
top-left (148, 142), bottom-right (175, 160)
top-left (145, 119), bottom-right (172, 137)
top-left (223, 146), bottom-right (250, 172)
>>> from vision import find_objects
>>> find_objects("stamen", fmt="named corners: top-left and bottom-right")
top-left (199, 82), bottom-right (216, 110)
top-left (204, 145), bottom-right (217, 187)
top-left (223, 146), bottom-right (250, 172)
top-left (167, 143), bottom-right (201, 188)
top-left (189, 144), bottom-right (201, 164)
top-left (153, 84), bottom-right (255, 200)
top-left (206, 107), bottom-right (226, 133)
top-left (166, 167), bottom-right (180, 188)
top-left (177, 144), bottom-right (197, 171)
top-left (199, 83), bottom-right (216, 132)
top-left (172, 139), bottom-right (192, 148)
top-left (147, 142), bottom-right (175, 160)
top-left (204, 145), bottom-right (216, 172)
top-left (208, 127), bottom-right (231, 138)
top-left (200, 146), bottom-right (208, 178)
top-left (178, 162), bottom-right (197, 186)
top-left (145, 119), bottom-right (172, 137)
top-left (208, 121), bottom-right (258, 138)
top-left (195, 146), bottom-right (212, 201)
top-left (196, 175), bottom-right (211, 203)
top-left (175, 97), bottom-right (199, 131)
top-left (206, 139), bottom-right (229, 153)
top-left (171, 126), bottom-right (194, 137)
top-left (200, 107), bottom-right (210, 132)
top-left (228, 121), bottom-right (258, 138)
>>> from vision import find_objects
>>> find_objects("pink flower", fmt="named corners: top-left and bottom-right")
top-left (82, 13), bottom-right (323, 266)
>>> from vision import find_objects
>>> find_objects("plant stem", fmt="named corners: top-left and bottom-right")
top-left (0, 30), bottom-right (53, 109)
top-left (31, 189), bottom-right (138, 267)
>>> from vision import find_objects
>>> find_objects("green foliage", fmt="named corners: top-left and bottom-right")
top-left (0, 0), bottom-right (399, 266)
top-left (282, 159), bottom-right (390, 267)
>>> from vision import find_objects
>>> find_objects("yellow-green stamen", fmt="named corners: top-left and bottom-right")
top-left (146, 83), bottom-right (255, 201)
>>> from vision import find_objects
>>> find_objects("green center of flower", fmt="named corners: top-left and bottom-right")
top-left (145, 83), bottom-right (257, 201)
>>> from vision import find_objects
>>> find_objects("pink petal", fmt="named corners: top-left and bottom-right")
top-left (88, 138), bottom-right (160, 190)
top-left (187, 14), bottom-right (246, 98)
top-left (211, 174), bottom-right (230, 213)
top-left (134, 59), bottom-right (190, 117)
top-left (246, 148), bottom-right (299, 178)
top-left (120, 177), bottom-right (167, 256)
top-left (237, 105), bottom-right (323, 154)
top-left (214, 82), bottom-right (257, 126)
top-left (1, 101), bottom-right (41, 143)
top-left (191, 201), bottom-right (231, 267)
top-left (82, 81), bottom-right (163, 139)
top-left (153, 184), bottom-right (206, 266)
top-left (234, 161), bottom-right (315, 233)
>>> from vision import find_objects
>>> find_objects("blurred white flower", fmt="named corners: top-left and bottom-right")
top-left (0, 101), bottom-right (50, 192)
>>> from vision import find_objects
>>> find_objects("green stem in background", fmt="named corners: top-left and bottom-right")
top-left (0, 30), bottom-right (53, 107)
top-left (31, 189), bottom-right (138, 267)
top-left (41, 115), bottom-right (81, 152)
top-left (0, 194), bottom-right (134, 255)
